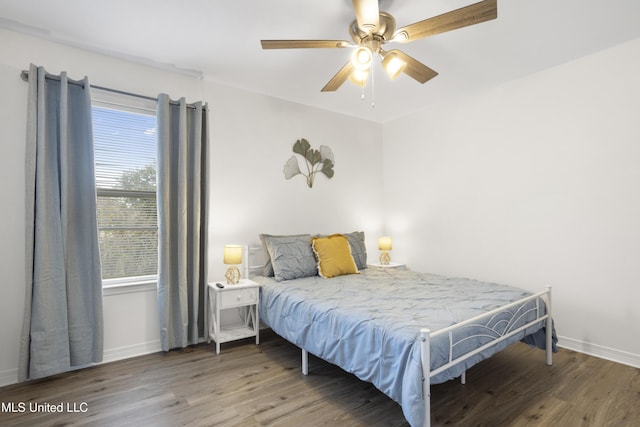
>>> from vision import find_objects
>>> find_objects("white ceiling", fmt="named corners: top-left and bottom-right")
top-left (1, 0), bottom-right (639, 123)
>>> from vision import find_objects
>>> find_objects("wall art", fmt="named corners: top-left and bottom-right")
top-left (283, 138), bottom-right (334, 188)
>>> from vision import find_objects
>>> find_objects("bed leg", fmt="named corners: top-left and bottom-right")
top-left (545, 285), bottom-right (553, 366)
top-left (302, 349), bottom-right (309, 376)
top-left (420, 328), bottom-right (431, 427)
top-left (461, 370), bottom-right (466, 385)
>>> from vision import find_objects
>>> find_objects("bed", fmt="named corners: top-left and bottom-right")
top-left (248, 233), bottom-right (555, 427)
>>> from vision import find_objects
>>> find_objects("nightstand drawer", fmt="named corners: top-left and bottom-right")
top-left (219, 287), bottom-right (258, 308)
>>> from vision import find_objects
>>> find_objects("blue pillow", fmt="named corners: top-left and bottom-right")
top-left (343, 231), bottom-right (367, 270)
top-left (261, 234), bottom-right (317, 281)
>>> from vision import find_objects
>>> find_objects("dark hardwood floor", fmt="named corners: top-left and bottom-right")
top-left (1, 329), bottom-right (638, 426)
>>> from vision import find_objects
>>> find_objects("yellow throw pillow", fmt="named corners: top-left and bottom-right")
top-left (311, 234), bottom-right (359, 279)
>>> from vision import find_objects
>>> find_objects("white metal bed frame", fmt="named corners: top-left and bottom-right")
top-left (246, 246), bottom-right (553, 427)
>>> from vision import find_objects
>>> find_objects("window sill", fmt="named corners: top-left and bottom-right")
top-left (103, 279), bottom-right (157, 296)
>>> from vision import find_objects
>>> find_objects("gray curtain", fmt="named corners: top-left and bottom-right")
top-left (157, 94), bottom-right (209, 351)
top-left (19, 64), bottom-right (103, 381)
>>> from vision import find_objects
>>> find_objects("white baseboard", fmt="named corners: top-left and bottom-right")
top-left (0, 368), bottom-right (18, 387)
top-left (102, 340), bottom-right (162, 364)
top-left (0, 341), bottom-right (162, 388)
top-left (558, 336), bottom-right (640, 369)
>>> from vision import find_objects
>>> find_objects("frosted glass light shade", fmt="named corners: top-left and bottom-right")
top-left (351, 46), bottom-right (373, 70)
top-left (382, 53), bottom-right (406, 80)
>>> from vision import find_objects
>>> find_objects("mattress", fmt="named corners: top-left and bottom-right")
top-left (255, 266), bottom-right (548, 426)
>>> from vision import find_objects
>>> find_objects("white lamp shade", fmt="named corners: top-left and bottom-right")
top-left (378, 236), bottom-right (392, 251)
top-left (223, 245), bottom-right (243, 265)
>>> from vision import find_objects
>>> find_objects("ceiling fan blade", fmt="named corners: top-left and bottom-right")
top-left (392, 0), bottom-right (497, 43)
top-left (390, 50), bottom-right (438, 84)
top-left (261, 40), bottom-right (350, 49)
top-left (352, 0), bottom-right (380, 33)
top-left (321, 62), bottom-right (355, 92)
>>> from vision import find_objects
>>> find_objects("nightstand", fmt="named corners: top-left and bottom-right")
top-left (368, 262), bottom-right (406, 268)
top-left (208, 279), bottom-right (259, 355)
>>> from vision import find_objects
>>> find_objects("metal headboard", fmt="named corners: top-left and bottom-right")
top-left (244, 244), bottom-right (266, 278)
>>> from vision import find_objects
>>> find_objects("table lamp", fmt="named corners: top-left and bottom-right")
top-left (224, 245), bottom-right (243, 284)
top-left (378, 236), bottom-right (392, 265)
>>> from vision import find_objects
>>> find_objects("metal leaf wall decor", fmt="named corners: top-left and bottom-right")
top-left (283, 138), bottom-right (335, 188)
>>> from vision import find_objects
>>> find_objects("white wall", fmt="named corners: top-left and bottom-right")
top-left (206, 82), bottom-right (384, 278)
top-left (0, 29), bottom-right (384, 385)
top-left (383, 38), bottom-right (640, 367)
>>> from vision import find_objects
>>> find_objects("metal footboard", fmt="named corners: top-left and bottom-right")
top-left (421, 286), bottom-right (553, 427)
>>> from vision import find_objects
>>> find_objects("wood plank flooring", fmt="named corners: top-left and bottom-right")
top-left (1, 329), bottom-right (638, 426)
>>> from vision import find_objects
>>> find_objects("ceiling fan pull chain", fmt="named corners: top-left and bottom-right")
top-left (370, 64), bottom-right (375, 108)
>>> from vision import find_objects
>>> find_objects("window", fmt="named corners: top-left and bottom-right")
top-left (93, 102), bottom-right (157, 286)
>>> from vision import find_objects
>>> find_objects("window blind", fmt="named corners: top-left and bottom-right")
top-left (93, 106), bottom-right (158, 281)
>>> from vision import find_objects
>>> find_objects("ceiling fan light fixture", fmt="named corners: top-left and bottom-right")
top-left (382, 52), bottom-right (406, 80)
top-left (351, 46), bottom-right (373, 70)
top-left (262, 0), bottom-right (498, 93)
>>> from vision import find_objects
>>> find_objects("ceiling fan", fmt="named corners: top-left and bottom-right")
top-left (261, 0), bottom-right (497, 92)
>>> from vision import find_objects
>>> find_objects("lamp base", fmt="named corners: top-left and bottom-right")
top-left (379, 251), bottom-right (391, 265)
top-left (225, 266), bottom-right (241, 284)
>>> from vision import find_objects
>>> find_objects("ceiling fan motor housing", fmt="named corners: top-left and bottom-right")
top-left (350, 11), bottom-right (396, 53)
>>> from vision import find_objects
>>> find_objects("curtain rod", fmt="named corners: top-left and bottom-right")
top-left (20, 70), bottom-right (199, 109)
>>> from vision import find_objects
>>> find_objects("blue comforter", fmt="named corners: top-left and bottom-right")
top-left (256, 267), bottom-right (549, 426)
